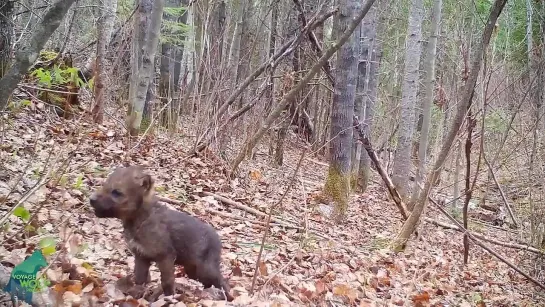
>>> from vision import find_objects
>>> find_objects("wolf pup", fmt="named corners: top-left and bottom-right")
top-left (89, 166), bottom-right (233, 301)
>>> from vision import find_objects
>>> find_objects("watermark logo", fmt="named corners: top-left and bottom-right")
top-left (3, 249), bottom-right (50, 304)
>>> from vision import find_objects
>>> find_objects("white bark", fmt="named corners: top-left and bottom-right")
top-left (92, 0), bottom-right (118, 122)
top-left (411, 0), bottom-right (442, 207)
top-left (391, 0), bottom-right (424, 201)
top-left (127, 0), bottom-right (164, 135)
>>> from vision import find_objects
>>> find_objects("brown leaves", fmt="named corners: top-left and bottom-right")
top-left (0, 96), bottom-right (540, 307)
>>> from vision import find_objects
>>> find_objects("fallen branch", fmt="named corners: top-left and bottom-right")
top-left (157, 196), bottom-right (279, 227)
top-left (428, 198), bottom-right (545, 290)
top-left (353, 115), bottom-right (409, 219)
top-left (250, 149), bottom-right (306, 294)
top-left (423, 217), bottom-right (543, 255)
top-left (157, 194), bottom-right (334, 241)
top-left (483, 155), bottom-right (518, 228)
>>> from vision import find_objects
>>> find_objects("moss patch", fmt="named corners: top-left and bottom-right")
top-left (323, 163), bottom-right (351, 222)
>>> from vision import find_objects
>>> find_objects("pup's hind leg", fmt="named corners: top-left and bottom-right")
top-left (195, 262), bottom-right (233, 301)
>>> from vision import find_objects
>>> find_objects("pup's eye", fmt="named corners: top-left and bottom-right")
top-left (111, 189), bottom-right (123, 197)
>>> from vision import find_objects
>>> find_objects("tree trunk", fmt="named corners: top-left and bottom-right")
top-left (391, 0), bottom-right (424, 202)
top-left (173, 0), bottom-right (189, 90)
top-left (159, 0), bottom-right (178, 128)
top-left (409, 0), bottom-right (442, 209)
top-left (230, 0), bottom-right (377, 175)
top-left (393, 0), bottom-right (508, 251)
top-left (0, 0), bottom-right (14, 78)
top-left (266, 0), bottom-right (278, 156)
top-left (92, 0), bottom-right (118, 123)
top-left (127, 0), bottom-right (164, 135)
top-left (323, 0), bottom-right (361, 222)
top-left (0, 0), bottom-right (77, 110)
top-left (351, 16), bottom-right (372, 188)
top-left (353, 0), bottom-right (383, 193)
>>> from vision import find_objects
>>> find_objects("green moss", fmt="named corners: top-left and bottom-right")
top-left (39, 50), bottom-right (58, 61)
top-left (323, 164), bottom-right (351, 222)
top-left (140, 117), bottom-right (152, 133)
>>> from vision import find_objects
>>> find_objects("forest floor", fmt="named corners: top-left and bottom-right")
top-left (0, 106), bottom-right (543, 307)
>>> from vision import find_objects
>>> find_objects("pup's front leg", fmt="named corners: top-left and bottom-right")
top-left (156, 255), bottom-right (176, 296)
top-left (127, 255), bottom-right (151, 299)
top-left (134, 255), bottom-right (152, 284)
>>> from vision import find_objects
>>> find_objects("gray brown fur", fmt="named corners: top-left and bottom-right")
top-left (89, 166), bottom-right (233, 301)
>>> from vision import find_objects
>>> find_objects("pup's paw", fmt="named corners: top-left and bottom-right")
top-left (127, 284), bottom-right (147, 299)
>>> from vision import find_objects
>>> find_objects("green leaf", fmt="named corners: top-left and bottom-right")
top-left (82, 262), bottom-right (93, 270)
top-left (38, 236), bottom-right (56, 249)
top-left (13, 207), bottom-right (30, 222)
top-left (24, 224), bottom-right (36, 233)
top-left (74, 174), bottom-right (84, 189)
top-left (41, 245), bottom-right (56, 256)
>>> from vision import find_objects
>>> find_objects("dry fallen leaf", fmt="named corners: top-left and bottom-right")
top-left (258, 260), bottom-right (268, 276)
top-left (332, 284), bottom-right (358, 303)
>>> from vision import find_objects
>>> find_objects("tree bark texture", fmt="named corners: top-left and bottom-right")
top-left (410, 0), bottom-right (442, 209)
top-left (127, 0), bottom-right (164, 135)
top-left (0, 0), bottom-right (14, 78)
top-left (393, 0), bottom-right (508, 251)
top-left (391, 0), bottom-right (424, 202)
top-left (322, 0), bottom-right (360, 222)
top-left (230, 0), bottom-right (377, 175)
top-left (352, 2), bottom-right (379, 192)
top-left (173, 0), bottom-right (189, 89)
top-left (92, 0), bottom-right (118, 123)
top-left (0, 0), bottom-right (76, 110)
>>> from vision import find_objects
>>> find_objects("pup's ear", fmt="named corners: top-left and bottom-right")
top-left (140, 174), bottom-right (154, 192)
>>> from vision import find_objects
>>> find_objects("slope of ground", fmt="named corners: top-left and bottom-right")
top-left (0, 107), bottom-right (543, 307)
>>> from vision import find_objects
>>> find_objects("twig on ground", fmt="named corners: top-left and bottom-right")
top-left (250, 148), bottom-right (307, 294)
top-left (428, 198), bottom-right (545, 290)
top-left (423, 217), bottom-right (544, 255)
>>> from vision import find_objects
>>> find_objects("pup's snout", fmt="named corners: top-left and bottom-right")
top-left (89, 193), bottom-right (99, 208)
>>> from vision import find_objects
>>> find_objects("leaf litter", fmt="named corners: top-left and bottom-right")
top-left (0, 107), bottom-right (543, 306)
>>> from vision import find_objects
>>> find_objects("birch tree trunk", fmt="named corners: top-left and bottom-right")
top-left (127, 0), bottom-right (164, 135)
top-left (0, 0), bottom-right (77, 110)
top-left (351, 6), bottom-right (375, 187)
top-left (173, 0), bottom-right (189, 89)
top-left (159, 0), bottom-right (178, 128)
top-left (391, 0), bottom-right (424, 202)
top-left (92, 0), bottom-right (118, 123)
top-left (393, 0), bottom-right (508, 251)
top-left (323, 0), bottom-right (360, 222)
top-left (409, 0), bottom-right (442, 209)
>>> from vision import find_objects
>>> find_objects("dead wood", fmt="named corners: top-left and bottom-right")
top-left (423, 217), bottom-right (543, 255)
top-left (292, 0), bottom-right (335, 86)
top-left (250, 149), bottom-right (306, 294)
top-left (157, 193), bottom-right (334, 241)
top-left (230, 0), bottom-right (377, 173)
top-left (483, 155), bottom-right (518, 227)
top-left (427, 198), bottom-right (545, 291)
top-left (190, 7), bottom-right (338, 156)
top-left (353, 115), bottom-right (409, 219)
